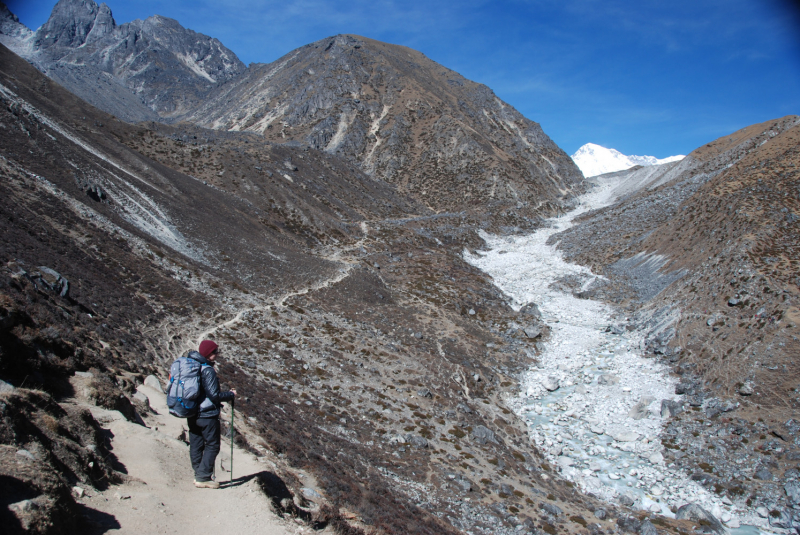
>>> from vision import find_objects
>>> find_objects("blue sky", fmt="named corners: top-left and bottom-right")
top-left (7, 0), bottom-right (800, 158)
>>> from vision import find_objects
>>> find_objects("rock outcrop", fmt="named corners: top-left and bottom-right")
top-left (2, 0), bottom-right (245, 122)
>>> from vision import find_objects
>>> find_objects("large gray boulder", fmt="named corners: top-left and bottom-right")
top-left (144, 375), bottom-right (164, 393)
top-left (543, 376), bottom-right (560, 391)
top-left (523, 326), bottom-right (542, 339)
top-left (627, 396), bottom-right (654, 420)
top-left (661, 399), bottom-right (683, 418)
top-left (471, 425), bottom-right (498, 445)
top-left (675, 503), bottom-right (725, 534)
top-left (404, 434), bottom-right (429, 449)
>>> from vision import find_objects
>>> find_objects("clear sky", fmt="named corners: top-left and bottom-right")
top-left (7, 0), bottom-right (800, 158)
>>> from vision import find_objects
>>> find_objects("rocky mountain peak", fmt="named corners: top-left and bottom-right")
top-left (34, 0), bottom-right (114, 51)
top-left (1, 0), bottom-right (245, 122)
top-left (0, 2), bottom-right (30, 38)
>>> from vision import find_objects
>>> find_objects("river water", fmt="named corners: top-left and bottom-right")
top-left (464, 180), bottom-right (769, 533)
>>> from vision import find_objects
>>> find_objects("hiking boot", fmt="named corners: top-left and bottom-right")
top-left (194, 480), bottom-right (220, 489)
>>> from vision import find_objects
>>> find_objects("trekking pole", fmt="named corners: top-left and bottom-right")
top-left (230, 398), bottom-right (235, 485)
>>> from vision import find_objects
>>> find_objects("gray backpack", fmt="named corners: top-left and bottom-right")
top-left (166, 356), bottom-right (205, 417)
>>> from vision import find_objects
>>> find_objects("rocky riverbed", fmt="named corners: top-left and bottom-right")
top-left (465, 179), bottom-right (778, 533)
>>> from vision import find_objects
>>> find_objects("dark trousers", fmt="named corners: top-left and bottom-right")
top-left (187, 416), bottom-right (220, 481)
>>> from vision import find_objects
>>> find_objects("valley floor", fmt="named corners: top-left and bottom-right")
top-left (466, 179), bottom-right (775, 533)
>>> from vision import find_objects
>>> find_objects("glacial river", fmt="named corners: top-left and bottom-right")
top-left (464, 179), bottom-right (768, 533)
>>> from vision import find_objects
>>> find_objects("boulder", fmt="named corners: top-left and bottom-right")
top-left (557, 456), bottom-right (574, 468)
top-left (523, 326), bottom-right (542, 339)
top-left (388, 435), bottom-right (406, 444)
top-left (661, 399), bottom-right (683, 418)
top-left (754, 466), bottom-right (773, 480)
top-left (404, 434), bottom-right (429, 449)
top-left (540, 503), bottom-right (563, 516)
top-left (499, 483), bottom-right (514, 496)
top-left (144, 375), bottom-right (164, 393)
top-left (739, 382), bottom-right (754, 396)
top-left (675, 503), bottom-right (725, 535)
top-left (543, 376), bottom-right (560, 391)
top-left (617, 515), bottom-right (639, 532)
top-left (416, 388), bottom-right (432, 398)
top-left (606, 324), bottom-right (625, 335)
top-left (301, 487), bottom-right (323, 502)
top-left (472, 425), bottom-right (498, 445)
top-left (35, 266), bottom-right (69, 297)
top-left (769, 508), bottom-right (794, 530)
top-left (519, 303), bottom-right (542, 319)
top-left (704, 398), bottom-right (738, 418)
top-left (453, 475), bottom-right (472, 491)
top-left (675, 380), bottom-right (697, 395)
top-left (627, 396), bottom-right (654, 420)
top-left (639, 520), bottom-right (658, 535)
top-left (785, 482), bottom-right (800, 506)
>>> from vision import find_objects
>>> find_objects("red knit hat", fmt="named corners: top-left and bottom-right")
top-left (198, 340), bottom-right (219, 358)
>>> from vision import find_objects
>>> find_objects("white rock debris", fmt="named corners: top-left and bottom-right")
top-left (464, 180), bottom-right (759, 532)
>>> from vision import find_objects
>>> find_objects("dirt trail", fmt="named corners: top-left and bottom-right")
top-left (188, 219), bottom-right (381, 351)
top-left (71, 378), bottom-right (311, 535)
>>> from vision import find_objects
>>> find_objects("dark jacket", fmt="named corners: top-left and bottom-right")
top-left (187, 351), bottom-right (234, 419)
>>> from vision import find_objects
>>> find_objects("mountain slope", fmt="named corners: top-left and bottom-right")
top-left (181, 34), bottom-right (584, 219)
top-left (0, 42), bottom-right (625, 535)
top-left (572, 142), bottom-right (684, 178)
top-left (1, 2), bottom-right (584, 222)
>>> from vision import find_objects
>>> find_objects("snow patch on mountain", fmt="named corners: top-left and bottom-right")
top-left (572, 143), bottom-right (684, 178)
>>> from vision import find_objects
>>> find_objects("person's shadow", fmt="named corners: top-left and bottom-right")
top-left (231, 470), bottom-right (325, 526)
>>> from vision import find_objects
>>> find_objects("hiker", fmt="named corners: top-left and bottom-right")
top-left (187, 340), bottom-right (236, 489)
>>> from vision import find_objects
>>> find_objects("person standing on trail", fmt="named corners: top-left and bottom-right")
top-left (187, 340), bottom-right (236, 489)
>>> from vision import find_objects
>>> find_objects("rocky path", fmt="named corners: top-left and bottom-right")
top-left (465, 181), bottom-right (763, 532)
top-left (68, 377), bottom-right (312, 535)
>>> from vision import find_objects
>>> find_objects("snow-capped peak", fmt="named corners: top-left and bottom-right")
top-left (571, 143), bottom-right (684, 178)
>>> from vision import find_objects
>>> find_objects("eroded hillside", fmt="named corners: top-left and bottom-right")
top-left (0, 42), bottom-right (667, 535)
top-left (181, 34), bottom-right (584, 220)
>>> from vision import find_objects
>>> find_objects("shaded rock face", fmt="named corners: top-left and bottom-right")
top-left (0, 2), bottom-right (32, 40)
top-left (6, 0), bottom-right (245, 122)
top-left (33, 0), bottom-right (115, 49)
top-left (185, 34), bottom-right (584, 217)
